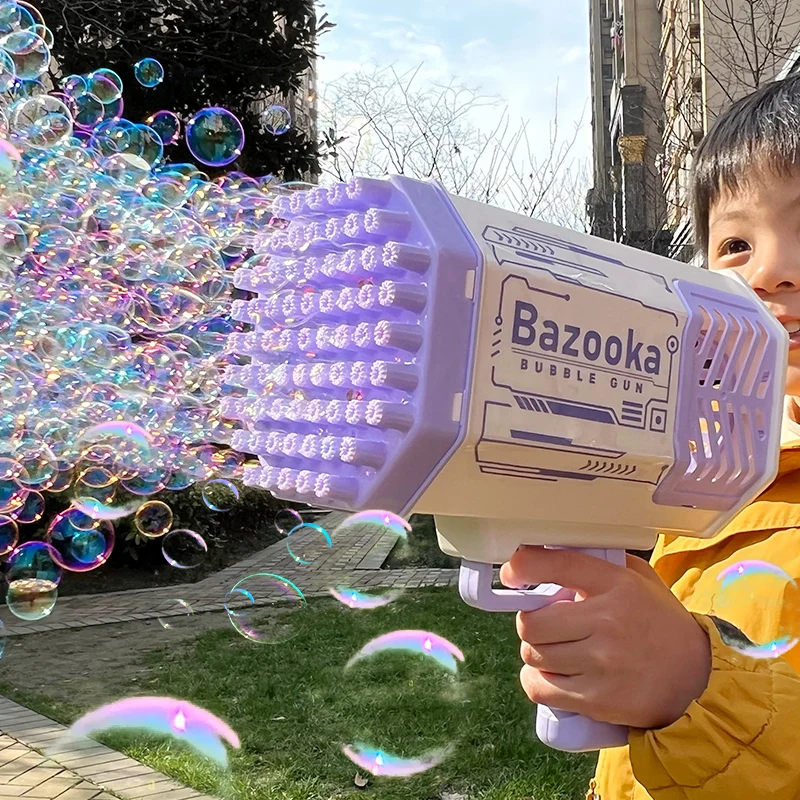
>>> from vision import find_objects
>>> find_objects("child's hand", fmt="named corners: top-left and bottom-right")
top-left (500, 546), bottom-right (713, 730)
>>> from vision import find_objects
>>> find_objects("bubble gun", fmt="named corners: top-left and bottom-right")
top-left (220, 175), bottom-right (787, 752)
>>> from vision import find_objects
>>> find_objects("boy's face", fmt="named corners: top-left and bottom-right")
top-left (707, 170), bottom-right (800, 396)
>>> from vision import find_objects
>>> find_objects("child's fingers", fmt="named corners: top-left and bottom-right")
top-left (500, 546), bottom-right (624, 598)
top-left (519, 664), bottom-right (585, 713)
top-left (520, 639), bottom-right (586, 677)
top-left (516, 599), bottom-right (594, 645)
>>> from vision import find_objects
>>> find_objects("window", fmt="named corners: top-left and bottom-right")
top-left (602, 64), bottom-right (613, 79)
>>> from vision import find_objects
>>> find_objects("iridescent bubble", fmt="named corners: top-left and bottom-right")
top-left (6, 577), bottom-right (58, 621)
top-left (285, 522), bottom-right (332, 565)
top-left (87, 68), bottom-right (123, 102)
top-left (224, 572), bottom-right (306, 644)
top-left (156, 598), bottom-right (194, 629)
top-left (0, 30), bottom-right (49, 80)
top-left (201, 478), bottom-right (238, 511)
top-left (146, 110), bottom-right (180, 146)
top-left (342, 631), bottom-right (464, 777)
top-left (162, 528), bottom-right (207, 569)
top-left (0, 513), bottom-right (17, 555)
top-left (134, 58), bottom-right (164, 87)
top-left (329, 586), bottom-right (404, 610)
top-left (134, 500), bottom-right (173, 538)
top-left (5, 541), bottom-right (62, 621)
top-left (337, 510), bottom-right (411, 538)
top-left (11, 488), bottom-right (44, 523)
top-left (274, 508), bottom-right (302, 534)
top-left (69, 92), bottom-right (104, 129)
top-left (46, 509), bottom-right (115, 572)
top-left (711, 560), bottom-right (800, 658)
top-left (0, 619), bottom-right (5, 660)
top-left (261, 104), bottom-right (291, 136)
top-left (10, 94), bottom-right (72, 149)
top-left (60, 697), bottom-right (240, 770)
top-left (72, 496), bottom-right (143, 521)
top-left (185, 107), bottom-right (244, 167)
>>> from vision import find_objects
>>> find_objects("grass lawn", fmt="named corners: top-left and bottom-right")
top-left (1, 587), bottom-right (597, 800)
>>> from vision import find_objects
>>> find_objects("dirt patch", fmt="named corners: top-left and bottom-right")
top-left (1, 610), bottom-right (238, 713)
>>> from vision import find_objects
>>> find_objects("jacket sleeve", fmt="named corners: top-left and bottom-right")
top-left (627, 612), bottom-right (800, 800)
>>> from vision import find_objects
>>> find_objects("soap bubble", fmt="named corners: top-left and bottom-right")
top-left (5, 541), bottom-right (63, 622)
top-left (46, 509), bottom-right (115, 572)
top-left (341, 631), bottom-right (465, 776)
top-left (338, 510), bottom-right (411, 538)
top-left (88, 68), bottom-right (123, 102)
top-left (224, 572), bottom-right (306, 644)
top-left (274, 508), bottom-right (302, 534)
top-left (201, 478), bottom-right (238, 511)
top-left (146, 110), bottom-right (180, 145)
top-left (134, 57), bottom-right (164, 87)
top-left (711, 560), bottom-right (800, 658)
top-left (261, 104), bottom-right (291, 136)
top-left (0, 619), bottom-right (4, 659)
top-left (6, 541), bottom-right (62, 586)
top-left (10, 94), bottom-right (72, 148)
top-left (6, 576), bottom-right (58, 620)
top-left (134, 500), bottom-right (173, 538)
top-left (0, 513), bottom-right (18, 554)
top-left (156, 598), bottom-right (194, 629)
top-left (69, 91), bottom-right (104, 129)
top-left (162, 528), bottom-right (207, 569)
top-left (186, 107), bottom-right (244, 166)
top-left (0, 30), bottom-right (49, 80)
top-left (285, 522), bottom-right (332, 565)
top-left (11, 489), bottom-right (44, 523)
top-left (330, 586), bottom-right (404, 610)
top-left (60, 697), bottom-right (241, 770)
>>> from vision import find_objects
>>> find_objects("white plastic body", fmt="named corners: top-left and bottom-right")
top-left (409, 194), bottom-right (786, 563)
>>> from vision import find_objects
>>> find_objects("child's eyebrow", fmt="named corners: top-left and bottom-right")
top-left (710, 208), bottom-right (751, 227)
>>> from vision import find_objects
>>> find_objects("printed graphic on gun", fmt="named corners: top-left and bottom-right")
top-left (221, 175), bottom-right (787, 753)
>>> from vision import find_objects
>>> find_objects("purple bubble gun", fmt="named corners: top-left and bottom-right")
top-left (220, 175), bottom-right (786, 752)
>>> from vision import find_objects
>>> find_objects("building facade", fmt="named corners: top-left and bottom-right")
top-left (588, 0), bottom-right (800, 263)
top-left (587, 0), bottom-right (669, 255)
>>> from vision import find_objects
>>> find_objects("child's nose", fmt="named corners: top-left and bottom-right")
top-left (743, 240), bottom-right (800, 297)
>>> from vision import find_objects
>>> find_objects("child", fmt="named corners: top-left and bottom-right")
top-left (503, 74), bottom-right (800, 800)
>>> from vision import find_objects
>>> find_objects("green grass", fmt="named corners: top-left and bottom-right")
top-left (1, 588), bottom-right (597, 800)
top-left (384, 515), bottom-right (460, 570)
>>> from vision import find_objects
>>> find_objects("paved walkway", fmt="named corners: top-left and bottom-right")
top-left (0, 510), bottom-right (460, 798)
top-left (0, 511), bottom-right (459, 637)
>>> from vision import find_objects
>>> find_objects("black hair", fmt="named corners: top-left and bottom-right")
top-left (691, 74), bottom-right (800, 260)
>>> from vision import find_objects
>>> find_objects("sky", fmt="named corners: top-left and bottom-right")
top-left (314, 0), bottom-right (592, 164)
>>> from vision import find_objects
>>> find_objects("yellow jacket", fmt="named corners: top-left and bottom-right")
top-left (591, 441), bottom-right (800, 800)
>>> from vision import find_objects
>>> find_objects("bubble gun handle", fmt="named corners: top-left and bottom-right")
top-left (458, 547), bottom-right (630, 752)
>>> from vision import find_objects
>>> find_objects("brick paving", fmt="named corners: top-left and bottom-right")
top-left (0, 511), bottom-right (459, 637)
top-left (0, 510), bottom-right (460, 798)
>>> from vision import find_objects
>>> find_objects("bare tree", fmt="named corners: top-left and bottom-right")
top-left (318, 64), bottom-right (590, 232)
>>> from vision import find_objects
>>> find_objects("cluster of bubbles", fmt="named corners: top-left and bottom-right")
top-left (0, 0), bottom-right (307, 625)
top-left (0, 0), bottom-right (466, 784)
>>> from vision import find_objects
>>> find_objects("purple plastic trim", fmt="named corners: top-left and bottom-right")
top-left (653, 279), bottom-right (782, 511)
top-left (224, 176), bottom-right (482, 515)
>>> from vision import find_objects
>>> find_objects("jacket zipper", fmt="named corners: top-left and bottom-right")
top-left (586, 778), bottom-right (600, 799)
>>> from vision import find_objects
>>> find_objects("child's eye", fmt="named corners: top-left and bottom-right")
top-left (721, 239), bottom-right (750, 255)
